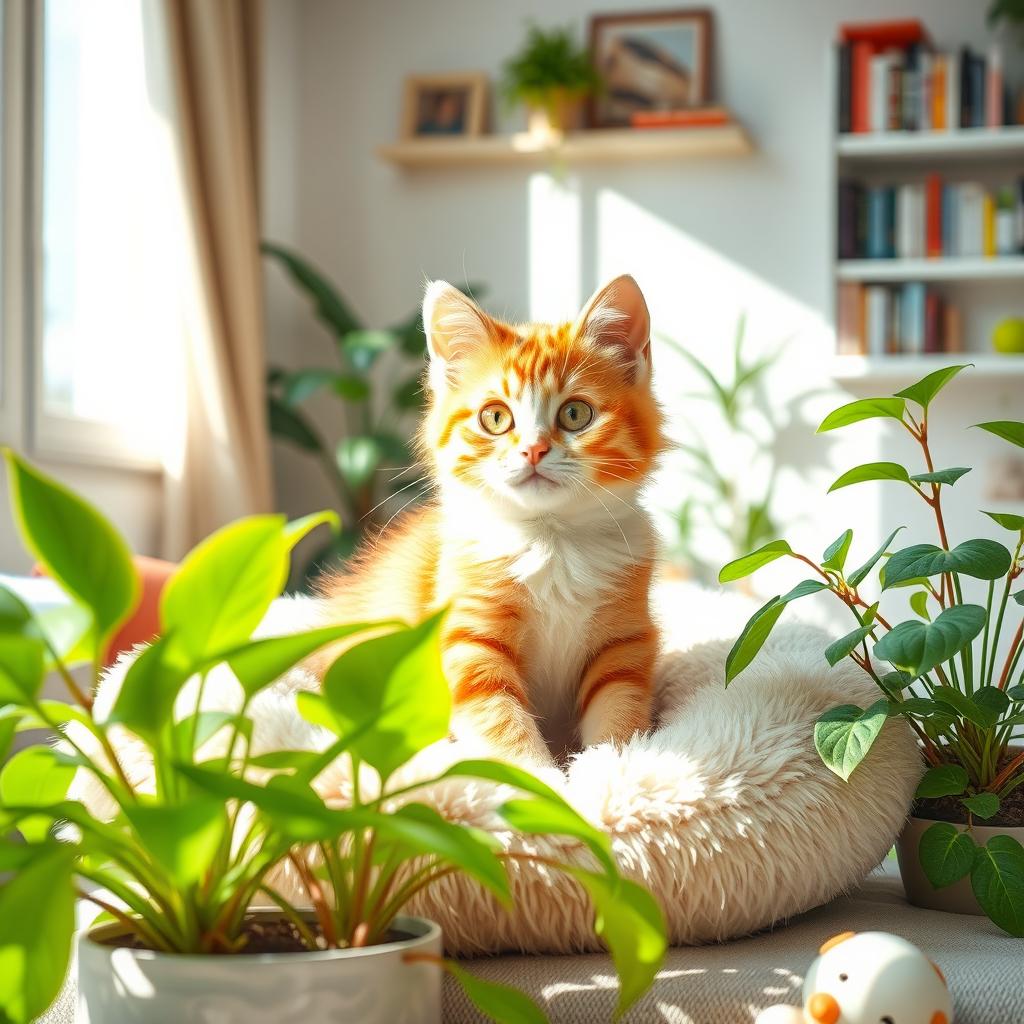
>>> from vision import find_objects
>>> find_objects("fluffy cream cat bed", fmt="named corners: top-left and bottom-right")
top-left (80, 581), bottom-right (921, 954)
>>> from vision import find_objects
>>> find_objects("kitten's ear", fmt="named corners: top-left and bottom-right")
top-left (422, 281), bottom-right (493, 388)
top-left (573, 275), bottom-right (652, 375)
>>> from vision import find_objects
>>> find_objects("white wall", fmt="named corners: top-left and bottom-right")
top-left (263, 0), bottom-right (1024, 628)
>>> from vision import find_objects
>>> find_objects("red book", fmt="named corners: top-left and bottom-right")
top-left (925, 174), bottom-right (942, 258)
top-left (851, 41), bottom-right (872, 133)
top-left (839, 20), bottom-right (929, 46)
top-left (630, 109), bottom-right (730, 129)
top-left (924, 292), bottom-right (942, 353)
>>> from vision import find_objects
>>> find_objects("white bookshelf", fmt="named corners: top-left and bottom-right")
top-left (828, 55), bottom-right (1024, 383)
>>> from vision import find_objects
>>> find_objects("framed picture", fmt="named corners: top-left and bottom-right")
top-left (588, 9), bottom-right (713, 127)
top-left (401, 72), bottom-right (488, 139)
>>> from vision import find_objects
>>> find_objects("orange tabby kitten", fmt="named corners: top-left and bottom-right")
top-left (319, 275), bottom-right (666, 766)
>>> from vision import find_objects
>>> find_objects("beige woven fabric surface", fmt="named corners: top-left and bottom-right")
top-left (41, 865), bottom-right (1021, 1023)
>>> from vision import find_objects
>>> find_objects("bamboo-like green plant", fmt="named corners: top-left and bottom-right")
top-left (263, 243), bottom-right (464, 580)
top-left (718, 365), bottom-right (1024, 935)
top-left (661, 316), bottom-right (786, 581)
top-left (0, 451), bottom-right (665, 1023)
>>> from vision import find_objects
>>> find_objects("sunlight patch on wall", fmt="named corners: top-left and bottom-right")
top-left (527, 172), bottom-right (582, 323)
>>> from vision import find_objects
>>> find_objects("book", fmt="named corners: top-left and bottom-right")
top-left (932, 54), bottom-right (946, 130)
top-left (630, 108), bottom-right (730, 128)
top-left (865, 286), bottom-right (890, 355)
top-left (839, 20), bottom-right (929, 46)
top-left (959, 46), bottom-right (972, 129)
top-left (851, 41), bottom-right (873, 133)
top-left (924, 291), bottom-right (942, 353)
top-left (983, 193), bottom-right (996, 257)
top-left (836, 283), bottom-right (865, 354)
top-left (987, 45), bottom-right (1003, 128)
top-left (995, 188), bottom-right (1016, 255)
top-left (870, 53), bottom-right (894, 132)
top-left (838, 43), bottom-right (852, 133)
top-left (918, 51), bottom-right (933, 132)
top-left (945, 50), bottom-right (960, 132)
top-left (944, 303), bottom-right (963, 353)
top-left (958, 183), bottom-right (985, 257)
top-left (901, 283), bottom-right (926, 354)
top-left (925, 174), bottom-right (942, 258)
top-left (970, 52), bottom-right (986, 128)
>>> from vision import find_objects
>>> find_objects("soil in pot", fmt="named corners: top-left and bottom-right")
top-left (99, 915), bottom-right (408, 955)
top-left (911, 750), bottom-right (1024, 829)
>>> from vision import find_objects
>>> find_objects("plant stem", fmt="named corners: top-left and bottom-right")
top-left (289, 851), bottom-right (339, 948)
top-left (260, 883), bottom-right (321, 950)
top-left (997, 619), bottom-right (1024, 690)
top-left (990, 748), bottom-right (1024, 793)
top-left (76, 888), bottom-right (173, 953)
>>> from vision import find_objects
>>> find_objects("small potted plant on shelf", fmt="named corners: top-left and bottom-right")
top-left (502, 24), bottom-right (601, 138)
top-left (716, 365), bottom-right (1024, 935)
top-left (0, 451), bottom-right (666, 1024)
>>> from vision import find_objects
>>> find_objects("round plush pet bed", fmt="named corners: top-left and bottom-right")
top-left (82, 583), bottom-right (921, 954)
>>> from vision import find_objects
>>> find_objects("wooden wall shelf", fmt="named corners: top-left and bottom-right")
top-left (377, 123), bottom-right (753, 168)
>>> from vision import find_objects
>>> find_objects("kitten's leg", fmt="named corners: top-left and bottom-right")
top-left (577, 627), bottom-right (656, 747)
top-left (442, 608), bottom-right (551, 766)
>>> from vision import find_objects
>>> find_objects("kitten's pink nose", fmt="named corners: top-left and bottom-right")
top-left (522, 440), bottom-right (550, 466)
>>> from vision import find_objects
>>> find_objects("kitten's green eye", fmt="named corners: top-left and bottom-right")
top-left (480, 402), bottom-right (513, 435)
top-left (557, 400), bottom-right (594, 432)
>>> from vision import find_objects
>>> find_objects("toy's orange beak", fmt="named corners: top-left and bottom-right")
top-left (807, 992), bottom-right (841, 1024)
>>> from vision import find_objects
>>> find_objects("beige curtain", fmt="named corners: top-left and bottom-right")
top-left (157, 0), bottom-right (273, 558)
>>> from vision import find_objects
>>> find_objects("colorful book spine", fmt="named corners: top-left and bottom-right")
top-left (865, 287), bottom-right (890, 355)
top-left (925, 174), bottom-right (942, 257)
top-left (901, 283), bottom-right (926, 354)
top-left (986, 45), bottom-right (1002, 129)
top-left (851, 41), bottom-right (872, 133)
top-left (945, 50), bottom-right (960, 131)
top-left (932, 54), bottom-right (946, 130)
top-left (983, 193), bottom-right (996, 257)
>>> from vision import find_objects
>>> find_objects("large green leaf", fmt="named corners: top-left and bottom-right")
top-left (814, 699), bottom-right (889, 781)
top-left (817, 397), bottom-right (905, 433)
top-left (377, 803), bottom-right (509, 904)
top-left (972, 686), bottom-right (1010, 723)
top-left (883, 540), bottom-right (1012, 589)
top-left (910, 467), bottom-right (971, 486)
top-left (0, 747), bottom-right (76, 842)
top-left (919, 821), bottom-right (975, 888)
top-left (107, 635), bottom-right (190, 745)
top-left (262, 242), bottom-right (362, 337)
top-left (984, 510), bottom-right (1024, 532)
top-left (718, 540), bottom-right (791, 583)
top-left (828, 462), bottom-right (911, 493)
top-left (962, 792), bottom-right (1000, 820)
top-left (874, 605), bottom-right (986, 679)
top-left (268, 396), bottom-right (324, 453)
top-left (564, 868), bottom-right (666, 1019)
top-left (931, 685), bottom-right (1000, 729)
top-left (160, 516), bottom-right (289, 664)
top-left (821, 529), bottom-right (853, 572)
top-left (971, 835), bottom-right (1024, 936)
top-left (724, 596), bottom-right (786, 685)
top-left (443, 962), bottom-right (547, 1024)
top-left (224, 622), bottom-right (390, 699)
top-left (824, 625), bottom-right (874, 667)
top-left (124, 799), bottom-right (227, 888)
top-left (322, 611), bottom-right (449, 780)
top-left (915, 764), bottom-right (969, 799)
top-left (895, 364), bottom-right (971, 409)
top-left (440, 759), bottom-right (615, 876)
top-left (3, 451), bottom-right (138, 652)
top-left (0, 636), bottom-right (44, 705)
top-left (0, 845), bottom-right (75, 1023)
top-left (974, 420), bottom-right (1024, 449)
top-left (847, 527), bottom-right (905, 588)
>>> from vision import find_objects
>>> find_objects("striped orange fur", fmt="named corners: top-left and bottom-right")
top-left (318, 276), bottom-right (666, 765)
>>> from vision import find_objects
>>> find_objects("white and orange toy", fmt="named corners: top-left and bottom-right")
top-left (756, 931), bottom-right (953, 1024)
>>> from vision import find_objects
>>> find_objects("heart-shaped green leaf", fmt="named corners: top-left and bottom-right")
top-left (984, 510), bottom-right (1024, 532)
top-left (972, 686), bottom-right (1010, 723)
top-left (817, 397), bottom-right (905, 433)
top-left (895, 364), bottom-right (971, 409)
top-left (919, 821), bottom-right (975, 888)
top-left (3, 451), bottom-right (138, 654)
top-left (910, 467), bottom-right (971, 486)
top-left (718, 540), bottom-right (792, 583)
top-left (821, 530), bottom-right (853, 571)
top-left (814, 700), bottom-right (889, 780)
top-left (930, 686), bottom-right (998, 729)
top-left (874, 606), bottom-right (986, 680)
top-left (909, 590), bottom-right (931, 620)
top-left (847, 527), bottom-right (905, 588)
top-left (323, 610), bottom-right (449, 780)
top-left (962, 792), bottom-right (1000, 820)
top-left (970, 834), bottom-right (1024, 936)
top-left (824, 625), bottom-right (874, 667)
top-left (915, 764), bottom-right (969, 799)
top-left (974, 420), bottom-right (1024, 449)
top-left (884, 540), bottom-right (1012, 589)
top-left (828, 462), bottom-right (911, 493)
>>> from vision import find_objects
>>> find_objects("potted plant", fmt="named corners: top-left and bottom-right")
top-left (502, 25), bottom-right (601, 137)
top-left (263, 243), bottom-right (482, 584)
top-left (0, 450), bottom-right (666, 1023)
top-left (716, 365), bottom-right (1024, 935)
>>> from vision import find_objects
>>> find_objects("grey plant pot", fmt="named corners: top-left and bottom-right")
top-left (76, 912), bottom-right (442, 1024)
top-left (896, 815), bottom-right (1024, 916)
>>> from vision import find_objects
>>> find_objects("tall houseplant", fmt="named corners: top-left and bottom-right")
top-left (502, 25), bottom-right (601, 135)
top-left (717, 365), bottom-right (1024, 935)
top-left (0, 451), bottom-right (666, 1023)
top-left (264, 243), bottom-right (462, 580)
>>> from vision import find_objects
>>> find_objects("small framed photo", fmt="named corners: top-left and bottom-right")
top-left (401, 72), bottom-right (488, 139)
top-left (588, 8), bottom-right (713, 127)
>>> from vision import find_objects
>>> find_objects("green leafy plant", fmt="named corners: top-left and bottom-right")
top-left (988, 0), bottom-right (1024, 30)
top-left (0, 451), bottom-right (666, 1023)
top-left (502, 25), bottom-right (601, 129)
top-left (661, 316), bottom-right (789, 582)
top-left (716, 365), bottom-right (1024, 935)
top-left (263, 243), bottom-right (465, 581)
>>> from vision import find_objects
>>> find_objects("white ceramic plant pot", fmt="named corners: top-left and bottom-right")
top-left (896, 815), bottom-right (1024, 915)
top-left (76, 912), bottom-right (442, 1024)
